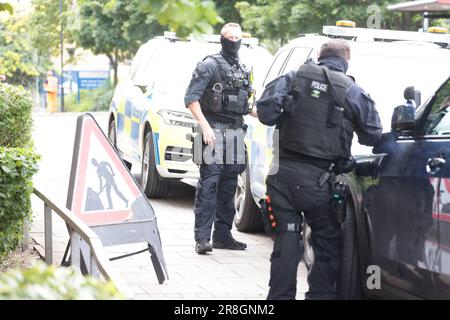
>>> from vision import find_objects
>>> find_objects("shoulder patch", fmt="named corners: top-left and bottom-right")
top-left (361, 90), bottom-right (375, 104)
top-left (193, 62), bottom-right (208, 79)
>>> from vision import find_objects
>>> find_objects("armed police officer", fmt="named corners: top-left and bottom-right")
top-left (185, 23), bottom-right (256, 254)
top-left (257, 39), bottom-right (383, 299)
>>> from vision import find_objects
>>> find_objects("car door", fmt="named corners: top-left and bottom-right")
top-left (418, 77), bottom-right (450, 298)
top-left (365, 77), bottom-right (449, 299)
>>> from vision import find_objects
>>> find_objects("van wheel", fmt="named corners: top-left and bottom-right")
top-left (234, 165), bottom-right (264, 232)
top-left (141, 131), bottom-right (170, 198)
top-left (109, 119), bottom-right (132, 170)
top-left (337, 199), bottom-right (363, 300)
top-left (302, 222), bottom-right (314, 270)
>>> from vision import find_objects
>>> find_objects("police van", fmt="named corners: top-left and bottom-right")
top-left (107, 32), bottom-right (273, 198)
top-left (237, 22), bottom-right (450, 299)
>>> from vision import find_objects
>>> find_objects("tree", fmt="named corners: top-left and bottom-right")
top-left (0, 16), bottom-right (39, 86)
top-left (73, 0), bottom-right (164, 86)
top-left (28, 0), bottom-right (73, 80)
top-left (212, 0), bottom-right (257, 33)
top-left (0, 2), bottom-right (13, 14)
top-left (236, 0), bottom-right (423, 50)
top-left (140, 0), bottom-right (223, 38)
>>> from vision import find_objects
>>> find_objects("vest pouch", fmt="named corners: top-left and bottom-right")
top-left (210, 83), bottom-right (223, 113)
top-left (224, 89), bottom-right (248, 114)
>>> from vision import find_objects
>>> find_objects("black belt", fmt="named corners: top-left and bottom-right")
top-left (209, 121), bottom-right (244, 130)
top-left (280, 150), bottom-right (333, 170)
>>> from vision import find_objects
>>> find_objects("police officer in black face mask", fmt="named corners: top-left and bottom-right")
top-left (185, 23), bottom-right (256, 254)
top-left (257, 39), bottom-right (383, 299)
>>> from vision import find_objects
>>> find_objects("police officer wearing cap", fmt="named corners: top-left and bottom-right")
top-left (257, 39), bottom-right (383, 299)
top-left (185, 23), bottom-right (256, 254)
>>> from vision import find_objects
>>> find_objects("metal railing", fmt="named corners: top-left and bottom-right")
top-left (32, 187), bottom-right (133, 299)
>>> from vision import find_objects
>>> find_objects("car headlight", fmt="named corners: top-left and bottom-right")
top-left (157, 109), bottom-right (197, 128)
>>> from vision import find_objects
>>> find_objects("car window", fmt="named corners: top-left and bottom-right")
top-left (129, 45), bottom-right (146, 80)
top-left (133, 45), bottom-right (157, 86)
top-left (263, 48), bottom-right (291, 87)
top-left (281, 47), bottom-right (312, 74)
top-left (422, 78), bottom-right (450, 136)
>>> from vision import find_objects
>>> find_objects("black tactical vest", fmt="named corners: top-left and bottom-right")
top-left (199, 53), bottom-right (253, 117)
top-left (279, 61), bottom-right (355, 161)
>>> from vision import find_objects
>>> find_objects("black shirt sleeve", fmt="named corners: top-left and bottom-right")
top-left (256, 71), bottom-right (295, 126)
top-left (346, 84), bottom-right (383, 146)
top-left (184, 58), bottom-right (217, 107)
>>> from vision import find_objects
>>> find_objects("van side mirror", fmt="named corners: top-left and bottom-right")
top-left (391, 86), bottom-right (417, 133)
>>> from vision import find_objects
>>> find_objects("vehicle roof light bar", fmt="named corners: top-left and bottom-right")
top-left (193, 34), bottom-right (259, 47)
top-left (162, 31), bottom-right (260, 46)
top-left (323, 25), bottom-right (450, 45)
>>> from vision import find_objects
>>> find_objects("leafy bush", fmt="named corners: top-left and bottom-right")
top-left (0, 147), bottom-right (39, 257)
top-left (0, 262), bottom-right (124, 299)
top-left (65, 83), bottom-right (114, 113)
top-left (0, 83), bottom-right (33, 148)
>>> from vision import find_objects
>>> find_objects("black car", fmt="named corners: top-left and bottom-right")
top-left (340, 76), bottom-right (450, 299)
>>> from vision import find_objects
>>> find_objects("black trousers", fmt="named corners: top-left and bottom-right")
top-left (193, 127), bottom-right (246, 242)
top-left (266, 160), bottom-right (341, 300)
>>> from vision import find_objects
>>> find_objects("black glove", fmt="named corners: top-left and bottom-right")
top-left (335, 156), bottom-right (356, 174)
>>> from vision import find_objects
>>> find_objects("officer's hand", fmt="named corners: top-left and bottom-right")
top-left (200, 122), bottom-right (215, 145)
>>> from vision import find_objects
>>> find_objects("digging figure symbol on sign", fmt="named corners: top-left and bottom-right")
top-left (67, 113), bottom-right (168, 285)
top-left (91, 158), bottom-right (128, 209)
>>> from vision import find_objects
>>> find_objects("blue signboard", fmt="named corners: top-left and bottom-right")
top-left (62, 70), bottom-right (110, 103)
top-left (78, 70), bottom-right (110, 90)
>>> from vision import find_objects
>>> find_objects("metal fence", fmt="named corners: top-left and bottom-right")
top-left (31, 187), bottom-right (132, 299)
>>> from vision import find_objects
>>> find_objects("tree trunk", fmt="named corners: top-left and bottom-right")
top-left (107, 52), bottom-right (119, 87)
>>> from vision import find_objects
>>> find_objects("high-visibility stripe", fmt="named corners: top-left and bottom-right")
top-left (124, 117), bottom-right (132, 135)
top-left (117, 113), bottom-right (125, 132)
top-left (131, 121), bottom-right (139, 140)
top-left (153, 132), bottom-right (160, 165)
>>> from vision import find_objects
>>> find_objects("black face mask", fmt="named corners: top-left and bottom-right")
top-left (220, 35), bottom-right (241, 57)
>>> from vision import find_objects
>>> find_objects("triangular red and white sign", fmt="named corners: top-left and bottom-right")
top-left (66, 114), bottom-right (167, 284)
top-left (67, 115), bottom-right (140, 225)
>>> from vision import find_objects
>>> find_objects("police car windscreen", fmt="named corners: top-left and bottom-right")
top-left (153, 42), bottom-right (220, 109)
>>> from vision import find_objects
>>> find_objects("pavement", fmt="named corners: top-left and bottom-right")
top-left (30, 111), bottom-right (308, 300)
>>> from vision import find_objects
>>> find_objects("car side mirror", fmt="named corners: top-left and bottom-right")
top-left (391, 87), bottom-right (417, 133)
top-left (404, 86), bottom-right (421, 109)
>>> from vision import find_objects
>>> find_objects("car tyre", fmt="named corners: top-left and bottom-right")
top-left (337, 199), bottom-right (363, 300)
top-left (108, 120), bottom-right (117, 149)
top-left (108, 120), bottom-right (132, 170)
top-left (141, 131), bottom-right (170, 198)
top-left (234, 164), bottom-right (264, 232)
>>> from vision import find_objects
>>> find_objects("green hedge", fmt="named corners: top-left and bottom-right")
top-left (65, 83), bottom-right (114, 113)
top-left (0, 262), bottom-right (124, 299)
top-left (0, 147), bottom-right (39, 257)
top-left (0, 83), bottom-right (38, 258)
top-left (0, 83), bottom-right (33, 148)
